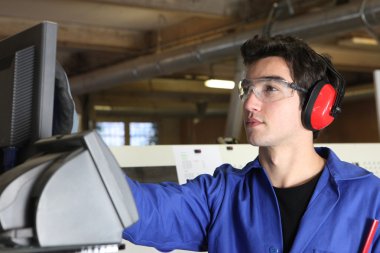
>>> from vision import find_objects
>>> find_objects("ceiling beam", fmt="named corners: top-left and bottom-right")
top-left (93, 0), bottom-right (242, 17)
top-left (312, 44), bottom-right (380, 71)
top-left (0, 16), bottom-right (147, 52)
top-left (58, 22), bottom-right (147, 52)
top-left (0, 17), bottom-right (43, 38)
top-left (153, 16), bottom-right (237, 51)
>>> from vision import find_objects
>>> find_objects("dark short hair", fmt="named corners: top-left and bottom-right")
top-left (240, 35), bottom-right (337, 106)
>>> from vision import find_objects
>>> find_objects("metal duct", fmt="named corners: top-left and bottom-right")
top-left (70, 0), bottom-right (380, 95)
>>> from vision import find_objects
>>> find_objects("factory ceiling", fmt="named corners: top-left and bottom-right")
top-left (1, 0), bottom-right (380, 129)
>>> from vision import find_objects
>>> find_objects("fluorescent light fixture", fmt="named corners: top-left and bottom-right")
top-left (94, 105), bottom-right (112, 111)
top-left (352, 37), bottom-right (378, 46)
top-left (204, 79), bottom-right (235, 89)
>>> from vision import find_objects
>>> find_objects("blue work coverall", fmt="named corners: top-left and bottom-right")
top-left (123, 147), bottom-right (380, 253)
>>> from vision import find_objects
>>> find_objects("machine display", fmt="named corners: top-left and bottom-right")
top-left (0, 22), bottom-right (139, 253)
top-left (0, 131), bottom-right (139, 252)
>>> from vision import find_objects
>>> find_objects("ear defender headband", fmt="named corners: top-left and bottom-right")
top-left (302, 56), bottom-right (345, 131)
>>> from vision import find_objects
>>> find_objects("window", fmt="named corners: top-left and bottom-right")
top-left (129, 122), bottom-right (158, 146)
top-left (96, 122), bottom-right (125, 146)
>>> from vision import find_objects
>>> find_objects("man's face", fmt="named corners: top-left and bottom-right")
top-left (243, 56), bottom-right (308, 147)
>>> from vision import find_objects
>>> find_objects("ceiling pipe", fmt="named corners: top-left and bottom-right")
top-left (70, 0), bottom-right (380, 95)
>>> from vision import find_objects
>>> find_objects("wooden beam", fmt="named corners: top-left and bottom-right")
top-left (0, 17), bottom-right (43, 38)
top-left (91, 0), bottom-right (241, 17)
top-left (153, 16), bottom-right (238, 50)
top-left (58, 22), bottom-right (147, 52)
top-left (0, 16), bottom-right (147, 52)
top-left (311, 43), bottom-right (380, 71)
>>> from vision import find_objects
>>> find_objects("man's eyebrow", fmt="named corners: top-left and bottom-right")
top-left (259, 75), bottom-right (287, 81)
top-left (260, 76), bottom-right (285, 81)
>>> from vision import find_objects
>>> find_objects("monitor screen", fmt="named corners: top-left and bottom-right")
top-left (0, 22), bottom-right (57, 170)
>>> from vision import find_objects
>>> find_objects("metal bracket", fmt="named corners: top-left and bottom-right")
top-left (262, 2), bottom-right (279, 38)
top-left (360, 0), bottom-right (380, 43)
top-left (262, 0), bottom-right (295, 38)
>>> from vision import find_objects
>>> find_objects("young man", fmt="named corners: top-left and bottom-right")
top-left (123, 35), bottom-right (380, 253)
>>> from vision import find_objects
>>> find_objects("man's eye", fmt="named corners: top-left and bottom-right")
top-left (263, 85), bottom-right (278, 92)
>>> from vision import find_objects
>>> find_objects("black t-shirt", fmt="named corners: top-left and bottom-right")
top-left (273, 172), bottom-right (322, 253)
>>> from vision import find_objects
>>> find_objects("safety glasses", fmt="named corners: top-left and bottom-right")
top-left (239, 77), bottom-right (307, 103)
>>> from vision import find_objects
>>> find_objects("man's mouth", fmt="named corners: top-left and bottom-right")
top-left (245, 118), bottom-right (263, 127)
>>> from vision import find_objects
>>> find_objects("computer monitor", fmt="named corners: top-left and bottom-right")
top-left (0, 21), bottom-right (57, 170)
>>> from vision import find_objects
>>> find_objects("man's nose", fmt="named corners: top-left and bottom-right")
top-left (243, 89), bottom-right (262, 112)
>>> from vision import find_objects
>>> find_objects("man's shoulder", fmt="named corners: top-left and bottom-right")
top-left (213, 160), bottom-right (257, 177)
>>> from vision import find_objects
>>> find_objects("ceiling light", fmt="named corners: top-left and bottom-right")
top-left (204, 79), bottom-right (235, 89)
top-left (94, 105), bottom-right (112, 111)
top-left (352, 37), bottom-right (378, 46)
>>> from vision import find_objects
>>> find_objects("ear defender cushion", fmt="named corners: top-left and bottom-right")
top-left (302, 81), bottom-right (337, 131)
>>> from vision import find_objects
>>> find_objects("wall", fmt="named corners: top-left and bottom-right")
top-left (316, 97), bottom-right (379, 143)
top-left (179, 117), bottom-right (227, 144)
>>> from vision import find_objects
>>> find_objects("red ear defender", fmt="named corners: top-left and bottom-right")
top-left (302, 81), bottom-right (337, 131)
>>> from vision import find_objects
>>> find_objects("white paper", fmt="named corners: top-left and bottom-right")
top-left (172, 145), bottom-right (223, 184)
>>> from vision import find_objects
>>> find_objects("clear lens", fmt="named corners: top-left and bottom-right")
top-left (239, 78), bottom-right (301, 103)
